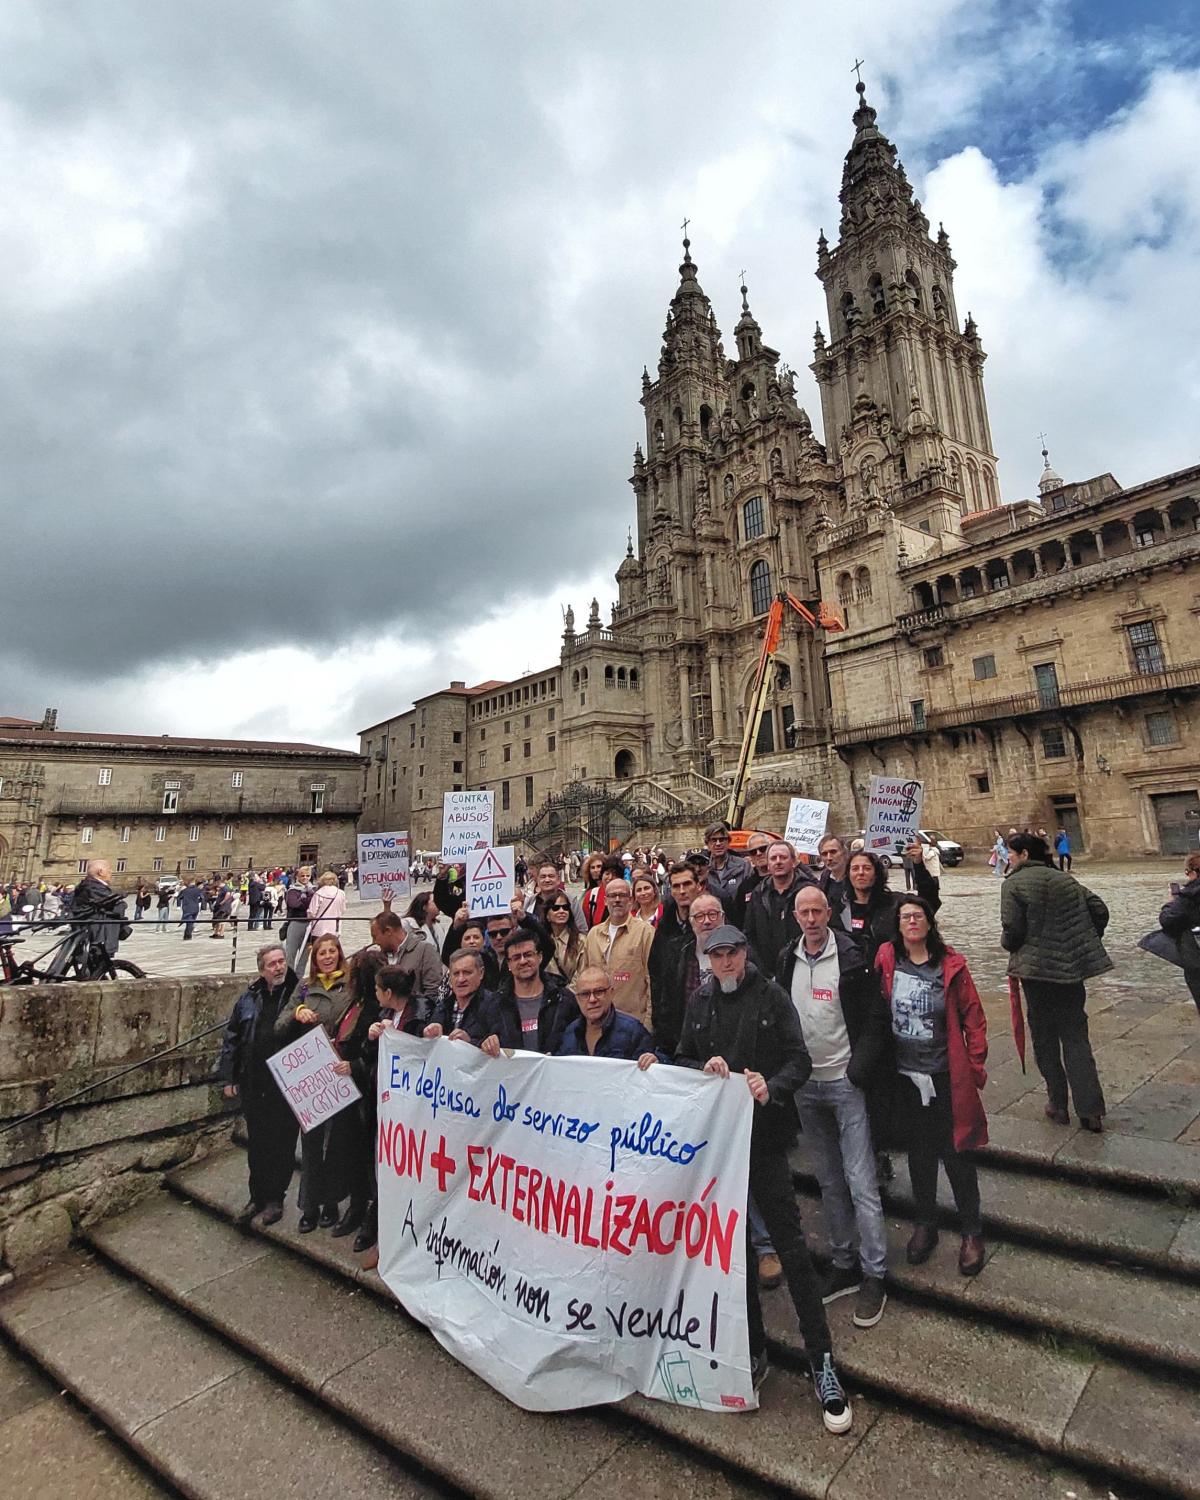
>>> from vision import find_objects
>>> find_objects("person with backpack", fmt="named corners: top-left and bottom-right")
top-left (282, 868), bottom-right (314, 968)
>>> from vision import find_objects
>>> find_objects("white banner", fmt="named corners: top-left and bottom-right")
top-left (377, 1034), bottom-right (755, 1413)
top-left (356, 830), bottom-right (411, 899)
top-left (784, 797), bottom-right (829, 856)
top-left (466, 845), bottom-right (515, 916)
top-left (266, 1026), bottom-right (361, 1134)
top-left (864, 775), bottom-right (924, 859)
top-left (442, 790), bottom-right (495, 862)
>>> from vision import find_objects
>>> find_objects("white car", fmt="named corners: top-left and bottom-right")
top-left (155, 875), bottom-right (183, 895)
top-left (918, 830), bottom-right (964, 866)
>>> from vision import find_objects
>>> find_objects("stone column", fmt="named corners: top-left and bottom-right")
top-left (679, 659), bottom-right (693, 749)
top-left (709, 654), bottom-right (725, 740)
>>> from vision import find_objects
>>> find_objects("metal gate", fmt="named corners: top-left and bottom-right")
top-left (511, 783), bottom-right (645, 855)
top-left (1151, 791), bottom-right (1200, 856)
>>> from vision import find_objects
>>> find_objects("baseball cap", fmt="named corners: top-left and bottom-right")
top-left (704, 924), bottom-right (748, 954)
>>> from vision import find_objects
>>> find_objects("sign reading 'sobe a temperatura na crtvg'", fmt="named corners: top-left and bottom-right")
top-left (466, 845), bottom-right (515, 916)
top-left (377, 1033), bottom-right (755, 1414)
top-left (441, 790), bottom-right (494, 862)
top-left (864, 775), bottom-right (924, 858)
top-left (266, 1026), bottom-right (360, 1134)
top-left (356, 830), bottom-right (411, 901)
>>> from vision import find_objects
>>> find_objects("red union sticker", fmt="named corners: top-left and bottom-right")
top-left (720, 1393), bottom-right (748, 1409)
top-left (812, 987), bottom-right (834, 1004)
top-left (381, 1090), bottom-right (390, 1103)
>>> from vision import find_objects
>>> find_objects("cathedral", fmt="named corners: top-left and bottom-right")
top-left (361, 82), bottom-right (1200, 859)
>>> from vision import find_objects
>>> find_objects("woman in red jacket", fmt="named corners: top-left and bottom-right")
top-left (876, 895), bottom-right (988, 1277)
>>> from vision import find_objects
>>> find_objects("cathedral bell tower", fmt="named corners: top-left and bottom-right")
top-left (811, 80), bottom-right (1000, 524)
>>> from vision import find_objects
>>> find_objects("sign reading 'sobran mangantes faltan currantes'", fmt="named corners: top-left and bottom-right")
top-left (376, 1033), bottom-right (756, 1412)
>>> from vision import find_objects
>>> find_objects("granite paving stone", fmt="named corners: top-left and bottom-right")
top-left (0, 1249), bottom-right (129, 1335)
top-left (1102, 1080), bottom-right (1200, 1141)
top-left (0, 1392), bottom-right (170, 1498)
top-left (571, 1434), bottom-right (770, 1500)
top-left (10, 1275), bottom-right (247, 1434)
top-left (1166, 1209), bottom-right (1200, 1273)
top-left (1064, 1362), bottom-right (1200, 1498)
top-left (134, 1365), bottom-right (435, 1499)
top-left (623, 1361), bottom-right (878, 1498)
top-left (1055, 1123), bottom-right (1200, 1191)
top-left (183, 1249), bottom-right (400, 1388)
top-left (87, 1190), bottom-right (272, 1292)
top-left (764, 1285), bottom-right (1096, 1450)
top-left (334, 1334), bottom-right (625, 1500)
top-left (827, 1409), bottom-right (1118, 1500)
top-left (0, 1338), bottom-right (52, 1422)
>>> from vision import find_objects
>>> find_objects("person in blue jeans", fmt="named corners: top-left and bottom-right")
top-left (775, 885), bottom-right (892, 1328)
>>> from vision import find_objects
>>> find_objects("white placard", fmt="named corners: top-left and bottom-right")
top-left (864, 775), bottom-right (924, 859)
top-left (783, 797), bottom-right (829, 856)
top-left (466, 844), bottom-right (515, 916)
top-left (442, 790), bottom-right (495, 862)
top-left (356, 830), bottom-right (411, 900)
top-left (266, 1025), bottom-right (361, 1134)
top-left (377, 1033), bottom-right (754, 1413)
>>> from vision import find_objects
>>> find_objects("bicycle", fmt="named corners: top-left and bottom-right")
top-left (0, 921), bottom-right (147, 984)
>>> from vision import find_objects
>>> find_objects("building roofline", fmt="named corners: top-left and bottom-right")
top-left (0, 726), bottom-right (362, 759)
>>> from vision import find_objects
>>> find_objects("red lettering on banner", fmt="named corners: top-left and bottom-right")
top-left (431, 1134), bottom-right (458, 1192)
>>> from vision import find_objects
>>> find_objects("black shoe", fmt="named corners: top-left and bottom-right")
top-left (353, 1205), bottom-right (378, 1253)
top-left (810, 1352), bottom-right (852, 1434)
top-left (298, 1214), bottom-right (318, 1233)
top-left (331, 1205), bottom-right (365, 1239)
top-left (235, 1200), bottom-right (259, 1225)
top-left (751, 1350), bottom-right (770, 1391)
top-left (875, 1151), bottom-right (895, 1183)
top-left (906, 1225), bottom-right (940, 1265)
top-left (821, 1264), bottom-right (862, 1304)
top-left (318, 1206), bottom-right (339, 1229)
top-left (853, 1277), bottom-right (888, 1328)
top-left (259, 1202), bottom-right (283, 1226)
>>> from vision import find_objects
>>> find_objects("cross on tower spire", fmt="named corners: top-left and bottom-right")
top-left (851, 57), bottom-right (866, 86)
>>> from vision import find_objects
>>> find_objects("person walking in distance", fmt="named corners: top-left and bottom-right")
top-left (645, 925), bottom-right (852, 1433)
top-left (1054, 827), bottom-right (1072, 872)
top-left (776, 885), bottom-right (892, 1324)
top-left (216, 943), bottom-right (303, 1226)
top-left (876, 896), bottom-right (989, 1276)
top-left (177, 877), bottom-right (205, 939)
top-left (1002, 833), bottom-right (1110, 1132)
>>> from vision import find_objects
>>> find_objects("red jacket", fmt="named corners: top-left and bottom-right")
top-left (876, 943), bottom-right (989, 1153)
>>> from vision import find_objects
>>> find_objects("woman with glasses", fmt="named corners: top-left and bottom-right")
top-left (875, 895), bottom-right (988, 1277)
top-left (632, 870), bottom-right (664, 928)
top-left (544, 894), bottom-right (584, 981)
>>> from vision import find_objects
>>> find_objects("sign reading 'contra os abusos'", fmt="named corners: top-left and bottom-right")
top-left (376, 1034), bottom-right (755, 1413)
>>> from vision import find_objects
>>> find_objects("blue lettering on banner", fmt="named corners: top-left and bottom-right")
top-left (520, 1104), bottom-right (601, 1144)
top-left (609, 1112), bottom-right (708, 1173)
top-left (389, 1056), bottom-right (413, 1092)
top-left (414, 1060), bottom-right (482, 1121)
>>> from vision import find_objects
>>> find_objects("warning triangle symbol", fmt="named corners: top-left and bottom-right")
top-left (470, 847), bottom-right (507, 881)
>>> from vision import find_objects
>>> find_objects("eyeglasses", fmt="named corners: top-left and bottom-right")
top-left (693, 910), bottom-right (722, 923)
top-left (489, 925), bottom-right (513, 937)
top-left (707, 834), bottom-right (730, 844)
top-left (575, 987), bottom-right (611, 1000)
top-left (899, 912), bottom-right (927, 923)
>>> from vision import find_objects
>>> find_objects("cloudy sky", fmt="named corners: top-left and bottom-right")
top-left (4, 0), bottom-right (1197, 749)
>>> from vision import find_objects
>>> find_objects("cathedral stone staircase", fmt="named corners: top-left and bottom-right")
top-left (4, 1130), bottom-right (1199, 1499)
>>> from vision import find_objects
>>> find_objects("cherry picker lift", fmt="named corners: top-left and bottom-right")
top-left (725, 591), bottom-right (846, 829)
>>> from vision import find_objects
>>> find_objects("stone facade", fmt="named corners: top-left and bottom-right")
top-left (360, 83), bottom-right (1200, 858)
top-left (0, 718), bottom-right (364, 887)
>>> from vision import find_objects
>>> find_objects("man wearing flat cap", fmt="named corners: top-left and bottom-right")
top-left (642, 922), bottom-right (853, 1434)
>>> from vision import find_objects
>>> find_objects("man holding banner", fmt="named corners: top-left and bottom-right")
top-left (648, 923), bottom-right (853, 1433)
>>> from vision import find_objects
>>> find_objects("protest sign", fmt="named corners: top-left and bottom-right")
top-left (784, 797), bottom-right (829, 856)
top-left (467, 845), bottom-right (515, 916)
top-left (356, 829), bottom-right (411, 900)
top-left (266, 1025), bottom-right (360, 1134)
top-left (864, 775), bottom-right (924, 858)
top-left (442, 790), bottom-right (495, 862)
top-left (377, 1033), bottom-right (755, 1414)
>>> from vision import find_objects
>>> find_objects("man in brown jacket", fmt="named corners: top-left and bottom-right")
top-left (582, 878), bottom-right (653, 1028)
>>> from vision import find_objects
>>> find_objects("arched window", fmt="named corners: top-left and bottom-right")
top-left (614, 750), bottom-right (636, 780)
top-left (617, 666), bottom-right (627, 687)
top-left (572, 670), bottom-right (580, 690)
top-left (965, 458), bottom-right (982, 509)
top-left (629, 668), bottom-right (640, 690)
top-left (868, 273), bottom-right (886, 317)
top-left (604, 665), bottom-right (614, 684)
top-left (672, 405), bottom-right (683, 439)
top-left (581, 667), bottom-right (589, 685)
top-left (983, 467), bottom-right (998, 507)
top-left (841, 291), bottom-right (858, 335)
top-left (749, 559), bottom-right (773, 616)
top-left (699, 404), bottom-right (712, 440)
top-left (854, 566), bottom-right (872, 602)
top-left (905, 270), bottom-right (922, 311)
top-left (743, 495), bottom-right (764, 539)
top-left (653, 418), bottom-right (664, 451)
top-left (837, 572), bottom-right (853, 605)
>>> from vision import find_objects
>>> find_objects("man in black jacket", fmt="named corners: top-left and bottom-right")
top-left (479, 929), bottom-right (578, 1055)
top-left (648, 862), bottom-right (702, 1043)
top-left (777, 886), bottom-right (890, 1328)
top-left (216, 943), bottom-right (302, 1226)
top-left (653, 925), bottom-right (852, 1433)
top-left (743, 840), bottom-right (818, 962)
top-left (729, 833), bottom-right (772, 929)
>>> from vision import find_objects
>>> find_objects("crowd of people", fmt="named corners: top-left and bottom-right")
top-left (214, 820), bottom-right (1200, 1434)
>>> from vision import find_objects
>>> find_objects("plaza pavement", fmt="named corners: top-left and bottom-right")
top-left (106, 859), bottom-right (1200, 1156)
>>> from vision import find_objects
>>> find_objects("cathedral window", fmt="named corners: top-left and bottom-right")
top-left (836, 572), bottom-right (853, 606)
top-left (605, 665), bottom-right (614, 684)
top-left (654, 418), bottom-right (664, 450)
top-left (699, 405), bottom-right (712, 440)
top-left (617, 666), bottom-right (627, 687)
top-left (749, 559), bottom-right (773, 616)
top-left (854, 567), bottom-right (872, 602)
top-left (629, 668), bottom-right (640, 690)
top-left (673, 406), bottom-right (684, 438)
top-left (868, 274), bottom-right (885, 317)
top-left (905, 270), bottom-right (922, 311)
top-left (743, 495), bottom-right (764, 540)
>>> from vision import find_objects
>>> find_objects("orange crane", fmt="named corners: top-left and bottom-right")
top-left (725, 592), bottom-right (845, 829)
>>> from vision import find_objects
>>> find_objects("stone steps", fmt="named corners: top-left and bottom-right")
top-left (164, 1147), bottom-right (1188, 1497)
top-left (791, 1142), bottom-right (1200, 1278)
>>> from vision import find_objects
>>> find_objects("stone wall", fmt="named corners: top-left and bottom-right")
top-left (0, 975), bottom-right (244, 1276)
